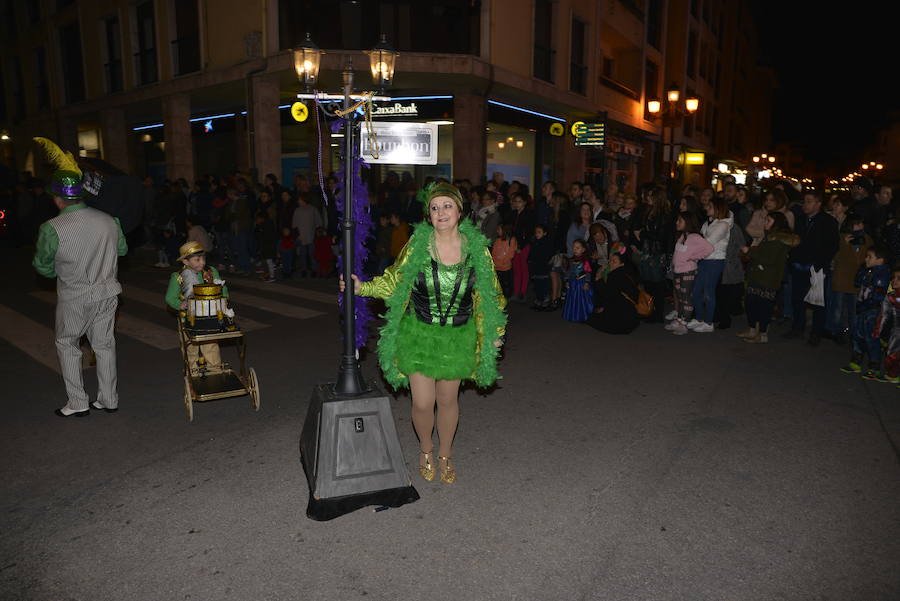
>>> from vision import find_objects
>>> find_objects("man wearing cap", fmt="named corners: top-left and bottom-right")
top-left (33, 168), bottom-right (128, 417)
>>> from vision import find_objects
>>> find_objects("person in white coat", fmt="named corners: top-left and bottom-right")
top-left (687, 197), bottom-right (732, 333)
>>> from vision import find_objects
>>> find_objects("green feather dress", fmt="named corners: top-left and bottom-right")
top-left (358, 220), bottom-right (507, 389)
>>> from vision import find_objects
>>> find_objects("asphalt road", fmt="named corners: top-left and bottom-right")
top-left (2, 250), bottom-right (899, 601)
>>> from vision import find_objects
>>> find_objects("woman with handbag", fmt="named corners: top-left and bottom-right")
top-left (586, 243), bottom-right (640, 334)
top-left (632, 187), bottom-right (674, 323)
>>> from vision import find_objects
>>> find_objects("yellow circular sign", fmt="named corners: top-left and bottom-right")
top-left (549, 123), bottom-right (564, 137)
top-left (571, 121), bottom-right (586, 136)
top-left (291, 101), bottom-right (309, 123)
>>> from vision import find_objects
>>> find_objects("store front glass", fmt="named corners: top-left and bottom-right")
top-left (486, 124), bottom-right (536, 192)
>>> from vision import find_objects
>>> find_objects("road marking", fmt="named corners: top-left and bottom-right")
top-left (225, 290), bottom-right (325, 319)
top-left (225, 279), bottom-right (338, 305)
top-left (30, 291), bottom-right (178, 351)
top-left (153, 280), bottom-right (326, 320)
top-left (0, 304), bottom-right (61, 373)
top-left (119, 286), bottom-right (270, 333)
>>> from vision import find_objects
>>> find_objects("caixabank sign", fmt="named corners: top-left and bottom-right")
top-left (371, 102), bottom-right (419, 117)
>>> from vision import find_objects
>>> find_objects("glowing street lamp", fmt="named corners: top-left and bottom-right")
top-left (647, 100), bottom-right (661, 114)
top-left (684, 96), bottom-right (699, 113)
top-left (752, 156), bottom-right (760, 163)
top-left (667, 83), bottom-right (681, 103)
top-left (292, 33), bottom-right (323, 90)
top-left (364, 34), bottom-right (398, 90)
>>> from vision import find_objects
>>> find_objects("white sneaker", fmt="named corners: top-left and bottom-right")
top-left (671, 322), bottom-right (689, 335)
top-left (693, 322), bottom-right (715, 333)
top-left (664, 320), bottom-right (680, 331)
top-left (665, 310), bottom-right (678, 321)
top-left (686, 319), bottom-right (703, 330)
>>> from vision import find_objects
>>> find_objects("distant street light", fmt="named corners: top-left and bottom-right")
top-left (646, 82), bottom-right (701, 182)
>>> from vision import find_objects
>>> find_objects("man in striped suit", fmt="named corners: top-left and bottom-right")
top-left (33, 169), bottom-right (128, 417)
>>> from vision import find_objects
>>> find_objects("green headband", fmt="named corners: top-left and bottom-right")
top-left (422, 182), bottom-right (464, 212)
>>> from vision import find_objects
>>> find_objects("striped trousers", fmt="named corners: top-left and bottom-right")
top-left (55, 296), bottom-right (119, 411)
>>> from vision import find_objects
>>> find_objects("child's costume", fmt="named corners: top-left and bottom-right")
top-left (165, 242), bottom-right (230, 375)
top-left (357, 185), bottom-right (507, 389)
top-left (847, 263), bottom-right (890, 377)
top-left (875, 288), bottom-right (900, 381)
top-left (562, 255), bottom-right (593, 322)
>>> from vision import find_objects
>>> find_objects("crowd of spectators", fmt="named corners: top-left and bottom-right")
top-left (10, 162), bottom-right (899, 383)
top-left (370, 172), bottom-right (898, 383)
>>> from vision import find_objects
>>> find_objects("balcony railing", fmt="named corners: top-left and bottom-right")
top-left (599, 75), bottom-right (639, 101)
top-left (172, 35), bottom-right (201, 76)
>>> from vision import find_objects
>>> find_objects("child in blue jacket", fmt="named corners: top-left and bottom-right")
top-left (841, 245), bottom-right (891, 379)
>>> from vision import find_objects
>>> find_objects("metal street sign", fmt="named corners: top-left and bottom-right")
top-left (359, 122), bottom-right (438, 165)
top-left (573, 122), bottom-right (606, 147)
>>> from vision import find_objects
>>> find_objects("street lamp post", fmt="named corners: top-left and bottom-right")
top-left (296, 35), bottom-right (417, 521)
top-left (647, 82), bottom-right (699, 184)
top-left (291, 34), bottom-right (397, 396)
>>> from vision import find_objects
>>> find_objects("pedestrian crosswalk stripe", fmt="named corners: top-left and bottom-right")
top-left (225, 278), bottom-right (337, 305)
top-left (119, 286), bottom-right (270, 333)
top-left (30, 291), bottom-right (178, 350)
top-left (0, 304), bottom-right (62, 374)
top-left (153, 280), bottom-right (326, 320)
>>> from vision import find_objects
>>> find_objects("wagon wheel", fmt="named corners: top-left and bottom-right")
top-left (184, 376), bottom-right (194, 422)
top-left (248, 367), bottom-right (261, 411)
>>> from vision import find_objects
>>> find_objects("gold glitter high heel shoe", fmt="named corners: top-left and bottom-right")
top-left (419, 450), bottom-right (435, 482)
top-left (438, 456), bottom-right (456, 484)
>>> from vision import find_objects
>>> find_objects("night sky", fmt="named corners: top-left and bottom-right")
top-left (754, 3), bottom-right (895, 174)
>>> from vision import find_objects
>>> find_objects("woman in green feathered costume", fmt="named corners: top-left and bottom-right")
top-left (341, 182), bottom-right (507, 484)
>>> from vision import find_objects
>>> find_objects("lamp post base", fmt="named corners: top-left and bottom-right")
top-left (299, 381), bottom-right (419, 521)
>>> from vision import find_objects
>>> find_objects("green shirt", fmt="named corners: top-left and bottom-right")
top-left (32, 203), bottom-right (128, 278)
top-left (165, 266), bottom-right (228, 310)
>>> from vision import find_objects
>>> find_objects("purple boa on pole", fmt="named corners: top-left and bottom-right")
top-left (334, 123), bottom-right (374, 350)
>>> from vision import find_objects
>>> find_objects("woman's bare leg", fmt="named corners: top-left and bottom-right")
top-left (551, 271), bottom-right (561, 301)
top-left (409, 373), bottom-right (437, 466)
top-left (434, 378), bottom-right (461, 458)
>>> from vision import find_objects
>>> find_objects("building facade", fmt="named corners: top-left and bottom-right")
top-left (0, 0), bottom-right (775, 195)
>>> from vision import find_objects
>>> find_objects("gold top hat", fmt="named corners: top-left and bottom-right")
top-left (178, 241), bottom-right (206, 261)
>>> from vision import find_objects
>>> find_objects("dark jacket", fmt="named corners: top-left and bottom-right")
top-left (790, 211), bottom-right (839, 270)
top-left (254, 218), bottom-right (277, 259)
top-left (527, 236), bottom-right (554, 277)
top-left (508, 208), bottom-right (536, 248)
top-left (746, 232), bottom-right (798, 290)
top-left (587, 267), bottom-right (639, 334)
